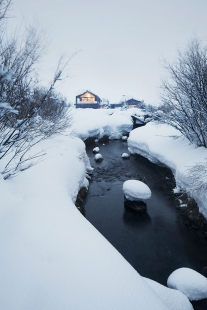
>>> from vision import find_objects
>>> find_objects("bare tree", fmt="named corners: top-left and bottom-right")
top-left (0, 0), bottom-right (11, 21)
top-left (157, 38), bottom-right (207, 147)
top-left (0, 54), bottom-right (73, 179)
top-left (0, 5), bottom-right (74, 178)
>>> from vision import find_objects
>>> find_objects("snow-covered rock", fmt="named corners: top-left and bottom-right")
top-left (123, 180), bottom-right (151, 200)
top-left (95, 153), bottom-right (103, 162)
top-left (93, 147), bottom-right (100, 153)
top-left (122, 135), bottom-right (128, 141)
top-left (143, 277), bottom-right (193, 310)
top-left (167, 267), bottom-right (207, 301)
top-left (122, 152), bottom-right (130, 159)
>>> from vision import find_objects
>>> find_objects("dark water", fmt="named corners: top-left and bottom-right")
top-left (83, 140), bottom-right (207, 309)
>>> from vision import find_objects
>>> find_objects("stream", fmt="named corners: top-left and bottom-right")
top-left (82, 139), bottom-right (207, 310)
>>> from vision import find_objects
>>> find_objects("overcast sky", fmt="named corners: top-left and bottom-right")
top-left (9, 0), bottom-right (207, 105)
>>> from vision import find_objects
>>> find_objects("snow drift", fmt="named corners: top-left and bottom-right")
top-left (128, 122), bottom-right (207, 219)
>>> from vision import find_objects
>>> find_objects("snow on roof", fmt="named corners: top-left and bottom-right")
top-left (76, 89), bottom-right (101, 100)
top-left (119, 95), bottom-right (142, 103)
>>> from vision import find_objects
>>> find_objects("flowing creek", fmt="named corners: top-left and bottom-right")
top-left (82, 139), bottom-right (207, 309)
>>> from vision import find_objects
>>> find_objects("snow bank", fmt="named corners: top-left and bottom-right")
top-left (128, 122), bottom-right (207, 218)
top-left (0, 133), bottom-right (184, 310)
top-left (123, 180), bottom-right (151, 200)
top-left (71, 108), bottom-right (142, 140)
top-left (167, 267), bottom-right (207, 301)
top-left (144, 278), bottom-right (193, 310)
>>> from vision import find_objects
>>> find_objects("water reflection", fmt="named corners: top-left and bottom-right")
top-left (123, 208), bottom-right (151, 226)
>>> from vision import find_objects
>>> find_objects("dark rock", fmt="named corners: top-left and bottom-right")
top-left (202, 266), bottom-right (207, 278)
top-left (122, 132), bottom-right (130, 137)
top-left (122, 156), bottom-right (130, 160)
top-left (124, 197), bottom-right (147, 214)
top-left (178, 195), bottom-right (207, 232)
top-left (99, 135), bottom-right (109, 143)
top-left (95, 157), bottom-right (103, 162)
top-left (75, 187), bottom-right (88, 210)
top-left (84, 136), bottom-right (98, 145)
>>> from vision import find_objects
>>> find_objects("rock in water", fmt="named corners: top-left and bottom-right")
top-left (123, 180), bottom-right (151, 201)
top-left (124, 198), bottom-right (147, 214)
top-left (93, 147), bottom-right (100, 153)
top-left (123, 180), bottom-right (151, 213)
top-left (95, 153), bottom-right (103, 162)
top-left (122, 153), bottom-right (130, 159)
top-left (167, 267), bottom-right (207, 301)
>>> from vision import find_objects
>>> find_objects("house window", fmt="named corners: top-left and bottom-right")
top-left (82, 97), bottom-right (95, 102)
top-left (81, 92), bottom-right (95, 102)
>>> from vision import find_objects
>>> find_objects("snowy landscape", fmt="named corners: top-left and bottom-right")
top-left (1, 105), bottom-right (207, 309)
top-left (1, 0), bottom-right (207, 309)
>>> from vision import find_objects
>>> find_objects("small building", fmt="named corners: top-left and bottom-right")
top-left (110, 98), bottom-right (143, 109)
top-left (75, 90), bottom-right (101, 109)
top-left (126, 98), bottom-right (143, 108)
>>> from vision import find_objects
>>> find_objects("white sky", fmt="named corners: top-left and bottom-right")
top-left (8, 0), bottom-right (207, 105)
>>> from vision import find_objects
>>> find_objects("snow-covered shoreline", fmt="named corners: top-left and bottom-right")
top-left (72, 108), bottom-right (207, 220)
top-left (128, 122), bottom-right (207, 219)
top-left (71, 107), bottom-right (136, 140)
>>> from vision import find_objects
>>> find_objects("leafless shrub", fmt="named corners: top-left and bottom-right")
top-left (157, 38), bottom-right (207, 148)
top-left (187, 161), bottom-right (207, 194)
top-left (0, 3), bottom-right (75, 179)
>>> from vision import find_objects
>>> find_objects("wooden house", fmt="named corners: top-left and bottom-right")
top-left (126, 98), bottom-right (142, 108)
top-left (75, 90), bottom-right (101, 109)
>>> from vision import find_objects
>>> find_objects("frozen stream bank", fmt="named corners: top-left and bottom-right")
top-left (83, 139), bottom-right (207, 310)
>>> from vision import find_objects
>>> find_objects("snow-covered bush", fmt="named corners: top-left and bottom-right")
top-left (187, 160), bottom-right (207, 194)
top-left (158, 38), bottom-right (207, 148)
top-left (103, 99), bottom-right (111, 109)
top-left (121, 100), bottom-right (129, 111)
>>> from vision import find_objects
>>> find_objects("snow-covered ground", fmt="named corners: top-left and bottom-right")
top-left (0, 108), bottom-right (197, 309)
top-left (71, 107), bottom-right (141, 140)
top-left (128, 122), bottom-right (207, 219)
